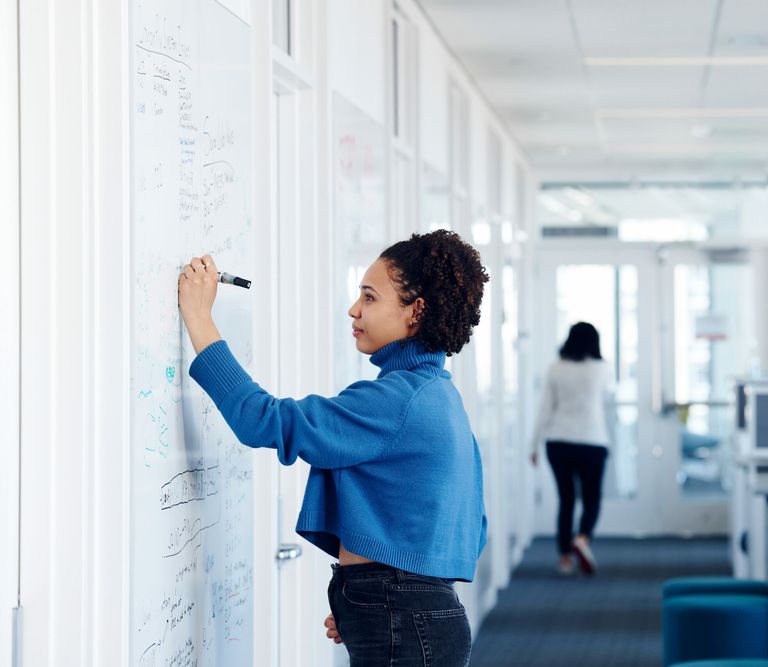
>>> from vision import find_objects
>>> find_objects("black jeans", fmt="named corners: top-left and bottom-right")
top-left (546, 440), bottom-right (608, 555)
top-left (328, 562), bottom-right (471, 667)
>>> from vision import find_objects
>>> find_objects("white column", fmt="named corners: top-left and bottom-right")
top-left (752, 248), bottom-right (768, 376)
top-left (0, 1), bottom-right (20, 666)
top-left (19, 1), bottom-right (130, 665)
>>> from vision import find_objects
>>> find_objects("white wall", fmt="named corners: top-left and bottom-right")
top-left (419, 31), bottom-right (450, 173)
top-left (739, 190), bottom-right (768, 240)
top-left (327, 0), bottom-right (386, 124)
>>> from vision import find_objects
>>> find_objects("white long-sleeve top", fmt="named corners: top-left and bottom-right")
top-left (531, 358), bottom-right (615, 454)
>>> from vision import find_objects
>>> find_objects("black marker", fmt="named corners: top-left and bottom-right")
top-left (218, 272), bottom-right (251, 289)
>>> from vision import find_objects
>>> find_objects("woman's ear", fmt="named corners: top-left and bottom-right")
top-left (412, 297), bottom-right (425, 322)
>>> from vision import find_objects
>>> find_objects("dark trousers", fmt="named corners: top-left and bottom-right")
top-left (546, 440), bottom-right (608, 555)
top-left (328, 562), bottom-right (471, 667)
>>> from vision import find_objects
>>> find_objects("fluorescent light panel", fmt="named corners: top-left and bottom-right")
top-left (604, 143), bottom-right (768, 154)
top-left (595, 108), bottom-right (768, 119)
top-left (585, 56), bottom-right (768, 66)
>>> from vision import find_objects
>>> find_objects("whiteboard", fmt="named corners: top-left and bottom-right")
top-left (332, 93), bottom-right (387, 391)
top-left (130, 2), bottom-right (254, 664)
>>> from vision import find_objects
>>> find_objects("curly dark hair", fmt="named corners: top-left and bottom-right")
top-left (379, 229), bottom-right (489, 355)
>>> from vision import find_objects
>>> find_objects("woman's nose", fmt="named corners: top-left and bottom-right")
top-left (348, 300), bottom-right (360, 318)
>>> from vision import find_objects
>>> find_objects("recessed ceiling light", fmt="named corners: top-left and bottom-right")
top-left (564, 187), bottom-right (595, 206)
top-left (725, 34), bottom-right (768, 48)
top-left (539, 194), bottom-right (569, 215)
top-left (604, 142), bottom-right (768, 154)
top-left (691, 124), bottom-right (712, 139)
top-left (585, 56), bottom-right (768, 66)
top-left (595, 108), bottom-right (768, 119)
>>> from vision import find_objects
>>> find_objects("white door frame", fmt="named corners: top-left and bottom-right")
top-left (271, 9), bottom-right (336, 662)
top-left (272, 85), bottom-right (308, 667)
top-left (533, 241), bottom-right (729, 537)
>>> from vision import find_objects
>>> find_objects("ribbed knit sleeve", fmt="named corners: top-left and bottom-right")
top-left (189, 340), bottom-right (252, 405)
top-left (190, 340), bottom-right (414, 468)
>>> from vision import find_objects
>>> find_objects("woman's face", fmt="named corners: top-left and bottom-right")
top-left (348, 258), bottom-right (419, 355)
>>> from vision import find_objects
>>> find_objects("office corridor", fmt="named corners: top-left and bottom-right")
top-left (7, 1), bottom-right (768, 664)
top-left (470, 538), bottom-right (730, 667)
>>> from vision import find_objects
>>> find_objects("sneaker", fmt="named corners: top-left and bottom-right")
top-left (572, 537), bottom-right (597, 576)
top-left (557, 557), bottom-right (575, 576)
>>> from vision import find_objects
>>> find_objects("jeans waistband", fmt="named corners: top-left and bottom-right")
top-left (330, 562), bottom-right (453, 586)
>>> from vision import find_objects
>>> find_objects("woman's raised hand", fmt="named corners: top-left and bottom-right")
top-left (178, 254), bottom-right (222, 354)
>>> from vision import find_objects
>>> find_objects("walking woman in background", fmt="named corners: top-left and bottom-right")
top-left (178, 229), bottom-right (488, 667)
top-left (530, 322), bottom-right (614, 576)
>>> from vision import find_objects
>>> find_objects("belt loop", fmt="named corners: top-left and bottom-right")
top-left (396, 568), bottom-right (406, 583)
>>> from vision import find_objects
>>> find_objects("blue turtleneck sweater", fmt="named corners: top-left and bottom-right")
top-left (189, 338), bottom-right (487, 581)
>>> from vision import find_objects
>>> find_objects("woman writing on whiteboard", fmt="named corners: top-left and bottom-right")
top-left (178, 229), bottom-right (488, 667)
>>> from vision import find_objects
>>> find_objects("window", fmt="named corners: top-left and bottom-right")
top-left (332, 94), bottom-right (388, 388)
top-left (556, 264), bottom-right (640, 498)
top-left (673, 263), bottom-right (754, 496)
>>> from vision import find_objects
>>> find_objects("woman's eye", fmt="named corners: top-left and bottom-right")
top-left (364, 294), bottom-right (374, 302)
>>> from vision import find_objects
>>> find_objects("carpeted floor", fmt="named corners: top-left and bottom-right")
top-left (469, 537), bottom-right (730, 667)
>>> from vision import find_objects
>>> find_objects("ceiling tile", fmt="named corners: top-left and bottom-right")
top-left (589, 66), bottom-right (703, 107)
top-left (703, 65), bottom-right (768, 107)
top-left (572, 0), bottom-right (719, 57)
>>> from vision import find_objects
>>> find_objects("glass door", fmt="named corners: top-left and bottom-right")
top-left (535, 246), bottom-right (656, 534)
top-left (654, 249), bottom-right (755, 533)
top-left (554, 263), bottom-right (641, 500)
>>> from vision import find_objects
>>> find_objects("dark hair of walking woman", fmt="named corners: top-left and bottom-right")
top-left (559, 321), bottom-right (602, 361)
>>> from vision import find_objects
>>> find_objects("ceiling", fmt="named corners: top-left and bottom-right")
top-left (417, 0), bottom-right (768, 185)
top-left (536, 183), bottom-right (768, 240)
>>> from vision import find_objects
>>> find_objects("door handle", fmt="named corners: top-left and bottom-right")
top-left (276, 543), bottom-right (303, 562)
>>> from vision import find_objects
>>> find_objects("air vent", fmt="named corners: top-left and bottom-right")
top-left (724, 33), bottom-right (768, 49)
top-left (541, 225), bottom-right (618, 238)
top-left (705, 247), bottom-right (749, 264)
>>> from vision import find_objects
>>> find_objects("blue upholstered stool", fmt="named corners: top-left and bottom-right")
top-left (668, 661), bottom-right (768, 667)
top-left (663, 594), bottom-right (768, 666)
top-left (664, 577), bottom-right (768, 600)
